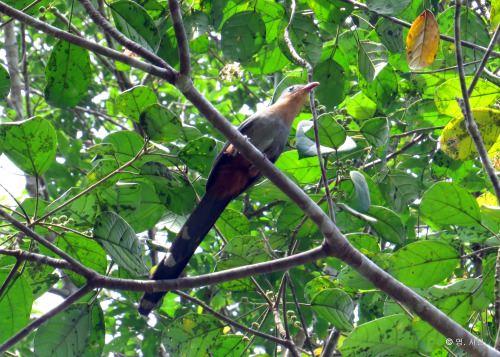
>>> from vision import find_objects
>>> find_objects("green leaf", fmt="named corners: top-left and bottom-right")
top-left (56, 233), bottom-right (107, 287)
top-left (374, 170), bottom-right (420, 213)
top-left (420, 182), bottom-right (481, 226)
top-left (375, 17), bottom-right (404, 54)
top-left (210, 335), bottom-right (246, 357)
top-left (140, 104), bottom-right (182, 142)
top-left (44, 41), bottom-right (91, 108)
top-left (358, 41), bottom-right (388, 82)
top-left (307, 0), bottom-right (353, 23)
top-left (401, 99), bottom-right (449, 130)
top-left (116, 86), bottom-right (157, 123)
top-left (312, 59), bottom-right (347, 110)
top-left (13, 198), bottom-right (50, 234)
top-left (434, 77), bottom-right (500, 118)
top-left (0, 270), bottom-right (32, 345)
top-left (367, 206), bottom-right (406, 244)
top-left (346, 233), bottom-right (381, 253)
top-left (350, 171), bottom-right (371, 213)
top-left (296, 120), bottom-right (336, 159)
top-left (221, 11), bottom-right (266, 62)
top-left (278, 14), bottom-right (323, 66)
top-left (275, 150), bottom-right (321, 183)
top-left (163, 314), bottom-right (223, 357)
top-left (110, 0), bottom-right (160, 53)
top-left (93, 211), bottom-right (149, 277)
top-left (388, 241), bottom-right (459, 287)
top-left (311, 289), bottom-right (354, 331)
top-left (85, 159), bottom-right (121, 189)
top-left (34, 303), bottom-right (104, 357)
top-left (100, 182), bottom-right (164, 233)
top-left (45, 188), bottom-right (100, 229)
top-left (216, 209), bottom-right (249, 240)
top-left (304, 276), bottom-right (338, 301)
top-left (359, 64), bottom-right (397, 108)
top-left (360, 117), bottom-right (389, 147)
top-left (342, 91), bottom-right (377, 120)
top-left (305, 114), bottom-right (346, 149)
top-left (340, 315), bottom-right (419, 356)
top-left (0, 116), bottom-right (57, 176)
top-left (183, 10), bottom-right (209, 41)
top-left (366, 0), bottom-right (412, 15)
top-left (244, 40), bottom-right (290, 74)
top-left (101, 130), bottom-right (144, 163)
top-left (0, 64), bottom-right (10, 100)
top-left (178, 137), bottom-right (217, 176)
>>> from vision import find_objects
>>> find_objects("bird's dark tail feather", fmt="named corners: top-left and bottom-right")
top-left (137, 194), bottom-right (231, 316)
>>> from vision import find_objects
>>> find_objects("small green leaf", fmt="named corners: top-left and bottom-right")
top-left (44, 41), bottom-right (91, 108)
top-left (389, 241), bottom-right (460, 287)
top-left (0, 64), bottom-right (10, 100)
top-left (312, 60), bottom-right (347, 110)
top-left (101, 131), bottom-right (144, 163)
top-left (358, 41), bottom-right (388, 82)
top-left (420, 182), bottom-right (481, 226)
top-left (178, 137), bottom-right (217, 176)
top-left (183, 10), bottom-right (209, 41)
top-left (307, 0), bottom-right (353, 23)
top-left (216, 209), bottom-right (249, 240)
top-left (305, 114), bottom-right (346, 149)
top-left (163, 314), bottom-right (223, 357)
top-left (366, 0), bottom-right (412, 15)
top-left (311, 289), bottom-right (354, 330)
top-left (116, 86), bottom-right (157, 123)
top-left (360, 117), bottom-right (389, 148)
top-left (359, 64), bottom-right (397, 108)
top-left (140, 104), bottom-right (182, 142)
top-left (93, 211), bottom-right (149, 277)
top-left (296, 120), bottom-right (335, 159)
top-left (375, 17), bottom-right (404, 54)
top-left (0, 116), bottom-right (57, 176)
top-left (374, 170), bottom-right (420, 213)
top-left (350, 171), bottom-right (371, 213)
top-left (244, 40), bottom-right (290, 75)
top-left (45, 188), bottom-right (100, 229)
top-left (367, 206), bottom-right (406, 244)
top-left (221, 11), bottom-right (266, 62)
top-left (342, 91), bottom-right (377, 120)
top-left (110, 0), bottom-right (160, 53)
top-left (275, 150), bottom-right (321, 183)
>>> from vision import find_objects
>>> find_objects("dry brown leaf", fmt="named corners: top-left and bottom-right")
top-left (406, 10), bottom-right (440, 69)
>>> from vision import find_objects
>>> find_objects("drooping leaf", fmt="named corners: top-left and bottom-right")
top-left (221, 11), bottom-right (266, 62)
top-left (44, 41), bottom-right (91, 108)
top-left (0, 64), bottom-right (10, 100)
top-left (358, 41), bottom-right (388, 82)
top-left (311, 289), bottom-right (354, 331)
top-left (305, 114), bottom-right (347, 150)
top-left (406, 10), bottom-right (439, 69)
top-left (93, 211), bottom-right (149, 277)
top-left (140, 104), bottom-right (182, 142)
top-left (178, 137), bottom-right (217, 176)
top-left (116, 86), bottom-right (157, 123)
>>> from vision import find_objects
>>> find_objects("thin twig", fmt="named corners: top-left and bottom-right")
top-left (167, 0), bottom-right (191, 77)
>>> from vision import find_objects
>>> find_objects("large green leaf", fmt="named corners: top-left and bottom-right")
top-left (312, 60), bottom-right (347, 110)
top-left (34, 303), bottom-right (104, 357)
top-left (0, 270), bottom-right (32, 345)
top-left (311, 288), bottom-right (354, 331)
top-left (140, 104), bottom-right (182, 143)
top-left (305, 114), bottom-right (346, 149)
top-left (163, 314), bottom-right (223, 357)
top-left (358, 41), bottom-right (388, 82)
top-left (367, 206), bottom-right (406, 244)
top-left (0, 64), bottom-right (10, 100)
top-left (93, 211), bottom-right (149, 277)
top-left (420, 182), bottom-right (481, 226)
top-left (221, 11), bottom-right (266, 62)
top-left (178, 137), bottom-right (217, 176)
top-left (0, 116), bottom-right (57, 176)
top-left (44, 41), bottom-right (91, 108)
top-left (340, 315), bottom-right (419, 356)
top-left (388, 241), bottom-right (460, 287)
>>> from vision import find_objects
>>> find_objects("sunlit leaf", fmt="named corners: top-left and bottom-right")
top-left (406, 10), bottom-right (440, 69)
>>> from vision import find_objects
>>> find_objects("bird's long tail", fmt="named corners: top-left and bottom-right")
top-left (137, 193), bottom-right (231, 316)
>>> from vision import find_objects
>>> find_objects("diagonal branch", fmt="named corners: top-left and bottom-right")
top-left (0, 1), bottom-right (176, 83)
top-left (167, 0), bottom-right (191, 77)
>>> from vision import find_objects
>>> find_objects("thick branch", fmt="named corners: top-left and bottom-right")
top-left (0, 1), bottom-right (175, 83)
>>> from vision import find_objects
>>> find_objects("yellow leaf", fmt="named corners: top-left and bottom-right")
top-left (477, 192), bottom-right (499, 207)
top-left (406, 10), bottom-right (440, 69)
top-left (440, 108), bottom-right (500, 161)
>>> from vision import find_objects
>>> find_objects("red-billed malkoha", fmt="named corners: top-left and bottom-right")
top-left (138, 82), bottom-right (320, 316)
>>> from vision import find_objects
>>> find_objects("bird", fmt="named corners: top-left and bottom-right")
top-left (138, 82), bottom-right (320, 316)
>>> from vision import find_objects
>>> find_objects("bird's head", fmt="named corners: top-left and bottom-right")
top-left (276, 82), bottom-right (320, 104)
top-left (270, 82), bottom-right (320, 125)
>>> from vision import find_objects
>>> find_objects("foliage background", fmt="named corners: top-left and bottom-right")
top-left (0, 0), bottom-right (499, 356)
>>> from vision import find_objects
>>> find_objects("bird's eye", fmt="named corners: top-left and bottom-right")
top-left (288, 86), bottom-right (295, 92)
